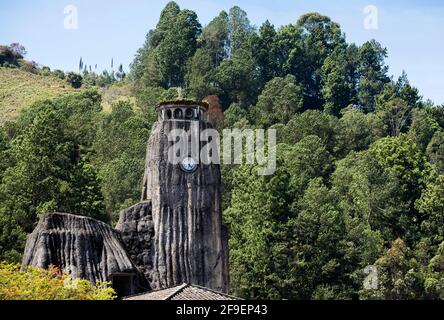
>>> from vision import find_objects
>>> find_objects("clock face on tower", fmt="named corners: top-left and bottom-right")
top-left (180, 157), bottom-right (198, 173)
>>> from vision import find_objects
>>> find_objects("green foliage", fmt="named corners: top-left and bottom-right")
top-left (291, 179), bottom-right (348, 299)
top-left (0, 44), bottom-right (24, 67)
top-left (426, 242), bottom-right (444, 299)
top-left (332, 150), bottom-right (404, 240)
top-left (82, 69), bottom-right (117, 88)
top-left (254, 20), bottom-right (279, 85)
top-left (416, 175), bottom-right (444, 246)
top-left (0, 128), bottom-right (11, 181)
top-left (377, 72), bottom-right (422, 109)
top-left (408, 108), bottom-right (440, 150)
top-left (93, 101), bottom-right (152, 222)
top-left (369, 135), bottom-right (432, 242)
top-left (294, 13), bottom-right (344, 109)
top-left (132, 2), bottom-right (201, 89)
top-left (66, 160), bottom-right (107, 222)
top-left (426, 131), bottom-right (444, 174)
top-left (358, 40), bottom-right (390, 112)
top-left (0, 263), bottom-right (115, 300)
top-left (130, 5), bottom-right (393, 114)
top-left (0, 67), bottom-right (77, 123)
top-left (280, 136), bottom-right (333, 197)
top-left (373, 73), bottom-right (423, 137)
top-left (360, 239), bottom-right (444, 300)
top-left (428, 105), bottom-right (444, 129)
top-left (66, 72), bottom-right (82, 89)
top-left (0, 91), bottom-right (107, 262)
top-left (334, 107), bottom-right (379, 157)
top-left (321, 45), bottom-right (359, 115)
top-left (52, 69), bottom-right (65, 80)
top-left (281, 110), bottom-right (338, 152)
top-left (361, 239), bottom-right (424, 300)
top-left (223, 103), bottom-right (250, 129)
top-left (225, 156), bottom-right (295, 299)
top-left (253, 75), bottom-right (303, 128)
top-left (370, 135), bottom-right (430, 201)
top-left (186, 11), bottom-right (229, 100)
top-left (376, 98), bottom-right (413, 137)
top-left (215, 45), bottom-right (260, 107)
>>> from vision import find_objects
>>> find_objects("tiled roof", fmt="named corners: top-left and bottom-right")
top-left (123, 284), bottom-right (240, 300)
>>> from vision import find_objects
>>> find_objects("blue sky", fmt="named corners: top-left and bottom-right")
top-left (1, 0), bottom-right (443, 104)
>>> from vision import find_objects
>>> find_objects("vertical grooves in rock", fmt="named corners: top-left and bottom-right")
top-left (115, 201), bottom-right (154, 290)
top-left (138, 117), bottom-right (229, 293)
top-left (22, 212), bottom-right (145, 291)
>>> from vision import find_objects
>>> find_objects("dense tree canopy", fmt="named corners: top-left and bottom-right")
top-left (132, 1), bottom-right (201, 89)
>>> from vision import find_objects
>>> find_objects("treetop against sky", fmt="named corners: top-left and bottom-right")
top-left (0, 0), bottom-right (443, 104)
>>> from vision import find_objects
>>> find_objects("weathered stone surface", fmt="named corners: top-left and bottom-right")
top-left (21, 212), bottom-right (145, 292)
top-left (141, 118), bottom-right (229, 293)
top-left (115, 201), bottom-right (154, 286)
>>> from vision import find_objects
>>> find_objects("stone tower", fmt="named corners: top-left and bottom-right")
top-left (22, 100), bottom-right (229, 297)
top-left (140, 100), bottom-right (229, 293)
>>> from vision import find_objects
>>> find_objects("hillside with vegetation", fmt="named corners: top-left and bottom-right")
top-left (1, 1), bottom-right (444, 300)
top-left (0, 43), bottom-right (135, 122)
top-left (0, 67), bottom-right (77, 123)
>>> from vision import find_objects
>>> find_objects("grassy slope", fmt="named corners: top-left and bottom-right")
top-left (100, 83), bottom-right (137, 113)
top-left (0, 67), bottom-right (77, 123)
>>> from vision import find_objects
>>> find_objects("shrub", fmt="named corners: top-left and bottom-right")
top-left (66, 72), bottom-right (83, 89)
top-left (0, 262), bottom-right (116, 300)
top-left (18, 59), bottom-right (38, 74)
top-left (52, 69), bottom-right (65, 80)
top-left (0, 45), bottom-right (20, 67)
top-left (40, 66), bottom-right (51, 76)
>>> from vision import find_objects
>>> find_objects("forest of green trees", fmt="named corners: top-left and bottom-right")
top-left (1, 2), bottom-right (444, 300)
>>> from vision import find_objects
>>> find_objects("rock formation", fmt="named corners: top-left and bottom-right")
top-left (22, 213), bottom-right (147, 295)
top-left (140, 103), bottom-right (229, 293)
top-left (115, 201), bottom-right (154, 284)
